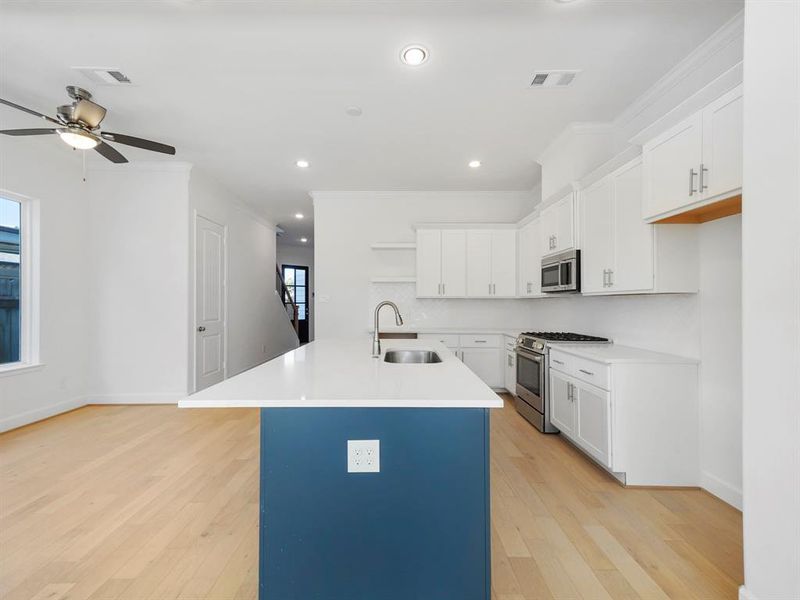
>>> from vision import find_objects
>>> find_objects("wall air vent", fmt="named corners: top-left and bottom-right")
top-left (530, 70), bottom-right (580, 88)
top-left (73, 67), bottom-right (133, 86)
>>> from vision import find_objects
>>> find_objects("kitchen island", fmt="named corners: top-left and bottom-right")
top-left (179, 338), bottom-right (503, 600)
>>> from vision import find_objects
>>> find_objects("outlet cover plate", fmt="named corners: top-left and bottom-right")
top-left (347, 439), bottom-right (380, 473)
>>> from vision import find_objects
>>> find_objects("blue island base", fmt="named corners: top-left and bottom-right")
top-left (259, 407), bottom-right (491, 600)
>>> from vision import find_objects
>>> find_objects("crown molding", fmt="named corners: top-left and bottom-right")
top-left (614, 9), bottom-right (744, 132)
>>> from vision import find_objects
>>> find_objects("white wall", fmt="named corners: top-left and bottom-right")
top-left (740, 2), bottom-right (800, 598)
top-left (699, 215), bottom-right (742, 509)
top-left (189, 170), bottom-right (299, 384)
top-left (277, 242), bottom-right (315, 341)
top-left (87, 163), bottom-right (191, 403)
top-left (0, 139), bottom-right (90, 431)
top-left (313, 191), bottom-right (536, 339)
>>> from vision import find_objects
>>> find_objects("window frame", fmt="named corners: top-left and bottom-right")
top-left (0, 189), bottom-right (41, 376)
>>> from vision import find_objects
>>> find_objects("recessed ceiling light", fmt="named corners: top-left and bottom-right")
top-left (296, 159), bottom-right (310, 168)
top-left (345, 106), bottom-right (363, 117)
top-left (295, 213), bottom-right (304, 219)
top-left (400, 45), bottom-right (429, 66)
top-left (468, 160), bottom-right (482, 168)
top-left (300, 237), bottom-right (308, 243)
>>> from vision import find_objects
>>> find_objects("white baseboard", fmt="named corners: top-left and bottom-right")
top-left (87, 392), bottom-right (186, 405)
top-left (702, 470), bottom-right (743, 510)
top-left (739, 585), bottom-right (757, 600)
top-left (0, 396), bottom-right (86, 433)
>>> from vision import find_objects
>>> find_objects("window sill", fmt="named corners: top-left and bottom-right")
top-left (0, 362), bottom-right (45, 378)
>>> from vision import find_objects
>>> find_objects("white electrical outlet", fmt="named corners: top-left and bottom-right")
top-left (347, 440), bottom-right (380, 473)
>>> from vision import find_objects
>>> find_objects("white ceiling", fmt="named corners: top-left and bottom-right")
top-left (0, 1), bottom-right (742, 244)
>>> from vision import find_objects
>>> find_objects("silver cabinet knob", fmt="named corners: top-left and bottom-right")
top-left (197, 326), bottom-right (206, 332)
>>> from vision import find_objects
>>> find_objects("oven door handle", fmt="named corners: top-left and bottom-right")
top-left (515, 348), bottom-right (543, 363)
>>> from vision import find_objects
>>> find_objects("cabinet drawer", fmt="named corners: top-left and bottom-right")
top-left (460, 334), bottom-right (501, 348)
top-left (550, 349), bottom-right (610, 391)
top-left (419, 333), bottom-right (460, 347)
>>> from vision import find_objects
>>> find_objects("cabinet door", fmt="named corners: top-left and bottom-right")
top-left (441, 230), bottom-right (467, 297)
top-left (517, 223), bottom-right (532, 296)
top-left (549, 370), bottom-right (575, 437)
top-left (465, 231), bottom-right (492, 297)
top-left (491, 230), bottom-right (517, 297)
top-left (702, 86), bottom-right (743, 200)
top-left (575, 381), bottom-right (611, 467)
top-left (416, 229), bottom-right (441, 297)
top-left (540, 206), bottom-right (558, 255)
top-left (580, 179), bottom-right (614, 294)
top-left (462, 348), bottom-right (503, 388)
top-left (642, 112), bottom-right (703, 220)
top-left (612, 161), bottom-right (654, 292)
top-left (555, 194), bottom-right (575, 252)
top-left (504, 351), bottom-right (516, 393)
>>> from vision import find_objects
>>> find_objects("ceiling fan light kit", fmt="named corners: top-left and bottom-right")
top-left (0, 85), bottom-right (177, 164)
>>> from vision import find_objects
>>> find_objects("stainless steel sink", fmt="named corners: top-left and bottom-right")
top-left (383, 350), bottom-right (442, 364)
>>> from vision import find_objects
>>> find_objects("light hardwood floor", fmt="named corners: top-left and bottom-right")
top-left (0, 396), bottom-right (743, 600)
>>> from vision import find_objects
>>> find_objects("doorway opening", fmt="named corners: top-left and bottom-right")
top-left (281, 264), bottom-right (309, 344)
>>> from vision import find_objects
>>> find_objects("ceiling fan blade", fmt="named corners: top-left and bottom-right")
top-left (0, 128), bottom-right (57, 136)
top-left (94, 141), bottom-right (128, 164)
top-left (0, 98), bottom-right (60, 125)
top-left (100, 132), bottom-right (176, 155)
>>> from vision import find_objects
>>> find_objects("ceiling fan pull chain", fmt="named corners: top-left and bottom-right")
top-left (82, 149), bottom-right (87, 183)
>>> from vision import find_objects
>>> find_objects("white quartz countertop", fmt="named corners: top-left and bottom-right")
top-left (550, 343), bottom-right (699, 365)
top-left (179, 338), bottom-right (504, 409)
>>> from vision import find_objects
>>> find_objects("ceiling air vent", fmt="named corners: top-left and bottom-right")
top-left (73, 67), bottom-right (133, 86)
top-left (530, 70), bottom-right (580, 88)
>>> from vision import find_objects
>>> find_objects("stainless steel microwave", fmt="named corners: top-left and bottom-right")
top-left (541, 249), bottom-right (580, 293)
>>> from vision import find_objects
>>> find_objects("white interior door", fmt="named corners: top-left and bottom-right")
top-left (195, 215), bottom-right (226, 391)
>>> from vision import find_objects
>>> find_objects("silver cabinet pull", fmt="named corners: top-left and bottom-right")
top-left (568, 382), bottom-right (574, 401)
top-left (437, 283), bottom-right (441, 295)
top-left (602, 269), bottom-right (608, 287)
top-left (609, 269), bottom-right (614, 286)
top-left (488, 283), bottom-right (492, 295)
top-left (700, 163), bottom-right (708, 192)
top-left (508, 354), bottom-right (513, 367)
top-left (442, 283), bottom-right (445, 295)
top-left (689, 168), bottom-right (698, 196)
top-left (552, 359), bottom-right (564, 365)
top-left (492, 283), bottom-right (496, 295)
top-left (579, 369), bottom-right (594, 376)
top-left (475, 340), bottom-right (487, 343)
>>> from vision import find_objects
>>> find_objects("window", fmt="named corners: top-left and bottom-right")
top-left (0, 193), bottom-right (39, 372)
top-left (0, 198), bottom-right (21, 364)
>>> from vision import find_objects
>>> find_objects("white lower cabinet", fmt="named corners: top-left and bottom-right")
top-left (549, 370), bottom-right (575, 437)
top-left (573, 381), bottom-right (611, 467)
top-left (549, 347), bottom-right (699, 486)
top-left (419, 333), bottom-right (504, 389)
top-left (462, 348), bottom-right (503, 389)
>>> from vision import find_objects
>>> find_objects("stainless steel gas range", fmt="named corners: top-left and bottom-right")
top-left (514, 332), bottom-right (610, 433)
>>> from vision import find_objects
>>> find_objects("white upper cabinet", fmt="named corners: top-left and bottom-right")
top-left (416, 229), bottom-right (442, 297)
top-left (465, 231), bottom-right (492, 297)
top-left (441, 230), bottom-right (467, 297)
top-left (465, 229), bottom-right (517, 297)
top-left (580, 177), bottom-right (615, 294)
top-left (416, 229), bottom-right (465, 297)
top-left (701, 86), bottom-right (743, 200)
top-left (580, 158), bottom-right (696, 295)
top-left (540, 192), bottom-right (576, 256)
top-left (417, 227), bottom-right (514, 299)
top-left (518, 218), bottom-right (543, 297)
top-left (643, 85), bottom-right (743, 221)
top-left (642, 113), bottom-right (703, 220)
top-left (490, 230), bottom-right (517, 297)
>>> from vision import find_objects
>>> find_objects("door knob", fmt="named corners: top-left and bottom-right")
top-left (197, 326), bottom-right (206, 332)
